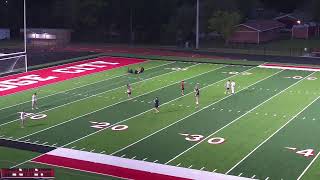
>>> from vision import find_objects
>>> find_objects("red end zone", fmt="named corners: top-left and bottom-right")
top-left (0, 57), bottom-right (145, 96)
top-left (32, 148), bottom-right (249, 180)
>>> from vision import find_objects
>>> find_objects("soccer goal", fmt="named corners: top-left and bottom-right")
top-left (0, 55), bottom-right (27, 76)
top-left (0, 0), bottom-right (27, 76)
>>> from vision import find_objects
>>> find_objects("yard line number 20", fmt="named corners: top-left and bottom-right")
top-left (90, 121), bottom-right (128, 131)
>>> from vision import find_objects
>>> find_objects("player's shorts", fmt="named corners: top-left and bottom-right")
top-left (181, 88), bottom-right (185, 91)
top-left (128, 92), bottom-right (132, 95)
top-left (154, 104), bottom-right (159, 108)
top-left (226, 87), bottom-right (230, 90)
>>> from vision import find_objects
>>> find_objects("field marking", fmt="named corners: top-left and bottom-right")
top-left (166, 70), bottom-right (312, 165)
top-left (0, 62), bottom-right (197, 128)
top-left (0, 60), bottom-right (167, 111)
top-left (226, 87), bottom-right (319, 174)
top-left (111, 69), bottom-right (282, 157)
top-left (58, 65), bottom-right (233, 148)
top-left (103, 68), bottom-right (282, 155)
top-left (297, 149), bottom-right (320, 179)
top-left (17, 64), bottom-right (225, 141)
top-left (0, 60), bottom-right (171, 112)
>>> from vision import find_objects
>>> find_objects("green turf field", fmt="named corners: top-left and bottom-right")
top-left (1, 58), bottom-right (320, 180)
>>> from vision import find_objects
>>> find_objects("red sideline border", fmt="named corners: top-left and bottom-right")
top-left (31, 148), bottom-right (250, 180)
top-left (0, 57), bottom-right (145, 96)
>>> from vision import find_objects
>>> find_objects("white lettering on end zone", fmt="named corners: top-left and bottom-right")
top-left (0, 74), bottom-right (57, 92)
top-left (52, 61), bottom-right (120, 74)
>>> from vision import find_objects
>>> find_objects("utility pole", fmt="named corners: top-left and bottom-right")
top-left (196, 0), bottom-right (199, 49)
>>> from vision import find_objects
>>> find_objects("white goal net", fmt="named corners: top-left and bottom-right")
top-left (0, 55), bottom-right (27, 76)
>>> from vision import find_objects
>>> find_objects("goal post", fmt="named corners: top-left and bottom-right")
top-left (0, 0), bottom-right (28, 73)
top-left (0, 55), bottom-right (28, 76)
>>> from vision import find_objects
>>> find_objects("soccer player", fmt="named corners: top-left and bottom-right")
top-left (225, 80), bottom-right (231, 94)
top-left (20, 111), bottom-right (26, 128)
top-left (231, 80), bottom-right (236, 94)
top-left (32, 93), bottom-right (38, 110)
top-left (154, 97), bottom-right (160, 113)
top-left (127, 83), bottom-right (132, 98)
top-left (181, 80), bottom-right (185, 96)
top-left (194, 84), bottom-right (200, 107)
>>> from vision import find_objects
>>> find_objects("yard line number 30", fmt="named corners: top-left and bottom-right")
top-left (179, 133), bottom-right (225, 145)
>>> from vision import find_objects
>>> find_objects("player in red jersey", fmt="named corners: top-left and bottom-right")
top-left (181, 80), bottom-right (185, 96)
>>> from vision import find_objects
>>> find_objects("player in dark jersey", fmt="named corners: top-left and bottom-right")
top-left (154, 97), bottom-right (160, 113)
top-left (181, 80), bottom-right (185, 96)
top-left (194, 84), bottom-right (200, 107)
top-left (127, 83), bottom-right (132, 98)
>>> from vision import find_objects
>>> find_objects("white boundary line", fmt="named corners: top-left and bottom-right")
top-left (109, 67), bottom-right (260, 155)
top-left (0, 62), bottom-right (194, 128)
top-left (60, 65), bottom-right (256, 148)
top-left (297, 151), bottom-right (320, 180)
top-left (17, 64), bottom-right (225, 140)
top-left (0, 60), bottom-right (173, 112)
top-left (226, 73), bottom-right (318, 175)
top-left (166, 71), bottom-right (315, 165)
top-left (67, 67), bottom-right (278, 151)
top-left (110, 68), bottom-right (270, 155)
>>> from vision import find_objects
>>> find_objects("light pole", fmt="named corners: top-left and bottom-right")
top-left (195, 0), bottom-right (199, 49)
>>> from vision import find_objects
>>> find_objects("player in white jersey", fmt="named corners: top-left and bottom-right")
top-left (20, 111), bottom-right (26, 128)
top-left (231, 80), bottom-right (236, 94)
top-left (194, 83), bottom-right (200, 107)
top-left (126, 83), bottom-right (132, 98)
top-left (32, 93), bottom-right (38, 110)
top-left (225, 80), bottom-right (231, 94)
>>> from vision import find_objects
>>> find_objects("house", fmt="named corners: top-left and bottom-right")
top-left (292, 23), bottom-right (319, 39)
top-left (228, 20), bottom-right (285, 44)
top-left (274, 14), bottom-right (301, 29)
top-left (275, 13), bottom-right (319, 39)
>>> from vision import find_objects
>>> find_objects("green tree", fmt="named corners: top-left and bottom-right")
top-left (208, 11), bottom-right (241, 44)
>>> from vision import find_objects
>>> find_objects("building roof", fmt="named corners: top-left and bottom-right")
top-left (274, 14), bottom-right (298, 21)
top-left (238, 20), bottom-right (285, 32)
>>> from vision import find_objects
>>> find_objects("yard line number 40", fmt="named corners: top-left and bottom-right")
top-left (284, 76), bottom-right (317, 80)
top-left (285, 147), bottom-right (316, 158)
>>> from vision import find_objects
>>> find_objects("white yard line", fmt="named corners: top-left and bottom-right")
top-left (63, 66), bottom-right (257, 149)
top-left (0, 60), bottom-right (168, 111)
top-left (0, 62), bottom-right (195, 128)
top-left (111, 69), bottom-right (283, 156)
top-left (166, 70), bottom-right (313, 165)
top-left (16, 64), bottom-right (224, 141)
top-left (297, 151), bottom-right (320, 180)
top-left (226, 82), bottom-right (319, 174)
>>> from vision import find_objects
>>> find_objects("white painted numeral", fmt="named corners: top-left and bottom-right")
top-left (29, 114), bottom-right (47, 120)
top-left (292, 76), bottom-right (303, 79)
top-left (179, 133), bottom-right (225, 144)
top-left (241, 72), bottom-right (252, 76)
top-left (207, 137), bottom-right (225, 144)
top-left (185, 134), bottom-right (204, 142)
top-left (296, 149), bottom-right (315, 157)
top-left (307, 77), bottom-right (317, 81)
top-left (90, 122), bottom-right (110, 129)
top-left (285, 76), bottom-right (317, 81)
top-left (111, 125), bottom-right (128, 131)
top-left (18, 112), bottom-right (47, 120)
top-left (229, 71), bottom-right (239, 75)
top-left (90, 121), bottom-right (128, 131)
